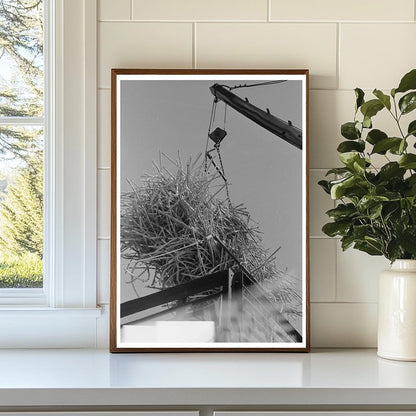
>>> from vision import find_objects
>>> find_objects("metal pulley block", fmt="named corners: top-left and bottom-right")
top-left (208, 127), bottom-right (227, 145)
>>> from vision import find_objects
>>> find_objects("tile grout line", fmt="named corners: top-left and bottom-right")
top-left (130, 0), bottom-right (133, 20)
top-left (192, 22), bottom-right (197, 68)
top-left (267, 0), bottom-right (271, 22)
top-left (98, 19), bottom-right (416, 24)
top-left (333, 229), bottom-right (338, 303)
top-left (309, 235), bottom-right (338, 239)
top-left (311, 301), bottom-right (378, 305)
top-left (308, 168), bottom-right (335, 171)
top-left (333, 189), bottom-right (339, 302)
top-left (336, 22), bottom-right (340, 90)
top-left (96, 87), bottom-right (394, 92)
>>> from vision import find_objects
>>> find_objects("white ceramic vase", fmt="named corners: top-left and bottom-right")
top-left (378, 259), bottom-right (416, 361)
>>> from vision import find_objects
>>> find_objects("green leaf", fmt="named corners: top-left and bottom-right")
top-left (395, 69), bottom-right (416, 94)
top-left (407, 120), bottom-right (416, 137)
top-left (337, 140), bottom-right (365, 153)
top-left (377, 162), bottom-right (406, 181)
top-left (360, 99), bottom-right (384, 119)
top-left (386, 240), bottom-right (402, 262)
top-left (399, 91), bottom-right (416, 115)
top-left (399, 139), bottom-right (407, 154)
top-left (339, 151), bottom-right (360, 166)
top-left (322, 221), bottom-right (351, 237)
top-left (365, 236), bottom-right (383, 251)
top-left (391, 88), bottom-right (396, 97)
top-left (355, 88), bottom-right (365, 110)
top-left (390, 139), bottom-right (407, 155)
top-left (410, 206), bottom-right (416, 222)
top-left (329, 175), bottom-right (354, 186)
top-left (373, 89), bottom-right (391, 110)
top-left (371, 137), bottom-right (402, 154)
top-left (384, 203), bottom-right (400, 223)
top-left (329, 175), bottom-right (365, 200)
top-left (330, 176), bottom-right (354, 199)
top-left (384, 192), bottom-right (402, 201)
top-left (341, 235), bottom-right (355, 251)
top-left (325, 167), bottom-right (351, 176)
top-left (353, 224), bottom-right (374, 240)
top-left (353, 158), bottom-right (366, 174)
top-left (369, 203), bottom-right (383, 220)
top-left (407, 195), bottom-right (416, 207)
top-left (326, 203), bottom-right (356, 220)
top-left (357, 195), bottom-right (389, 212)
top-left (399, 154), bottom-right (416, 169)
top-left (318, 179), bottom-right (331, 194)
top-left (366, 129), bottom-right (387, 145)
top-left (354, 241), bottom-right (383, 256)
top-left (405, 175), bottom-right (416, 197)
top-left (341, 122), bottom-right (360, 140)
top-left (406, 174), bottom-right (416, 187)
top-left (338, 152), bottom-right (370, 177)
top-left (362, 116), bottom-right (372, 129)
top-left (329, 182), bottom-right (346, 200)
top-left (398, 227), bottom-right (416, 255)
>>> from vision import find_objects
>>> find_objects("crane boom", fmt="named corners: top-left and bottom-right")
top-left (209, 84), bottom-right (302, 150)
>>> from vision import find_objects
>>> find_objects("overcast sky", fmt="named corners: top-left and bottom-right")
top-left (120, 78), bottom-right (303, 301)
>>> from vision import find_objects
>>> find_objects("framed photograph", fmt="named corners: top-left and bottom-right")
top-left (110, 69), bottom-right (309, 352)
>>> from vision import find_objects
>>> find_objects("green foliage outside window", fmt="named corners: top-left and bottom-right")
top-left (0, 0), bottom-right (44, 288)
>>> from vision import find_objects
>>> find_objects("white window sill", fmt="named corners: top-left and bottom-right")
top-left (0, 307), bottom-right (104, 348)
top-left (0, 349), bottom-right (415, 410)
top-left (0, 307), bottom-right (102, 316)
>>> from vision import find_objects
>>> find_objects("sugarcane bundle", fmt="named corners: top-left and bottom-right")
top-left (120, 154), bottom-right (298, 310)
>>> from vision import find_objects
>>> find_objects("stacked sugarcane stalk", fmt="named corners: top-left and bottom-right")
top-left (120, 154), bottom-right (296, 310)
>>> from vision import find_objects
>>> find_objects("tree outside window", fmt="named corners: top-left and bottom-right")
top-left (0, 0), bottom-right (44, 288)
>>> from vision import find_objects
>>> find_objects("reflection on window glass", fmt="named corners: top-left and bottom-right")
top-left (0, 0), bottom-right (44, 289)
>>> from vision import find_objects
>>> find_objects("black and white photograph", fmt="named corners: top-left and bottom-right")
top-left (110, 69), bottom-right (309, 352)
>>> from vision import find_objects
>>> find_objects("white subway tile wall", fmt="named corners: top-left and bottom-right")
top-left (196, 23), bottom-right (337, 89)
top-left (97, 90), bottom-right (111, 168)
top-left (270, 0), bottom-right (414, 22)
top-left (98, 22), bottom-right (193, 88)
top-left (310, 239), bottom-right (336, 302)
top-left (99, 0), bottom-right (131, 21)
top-left (97, 239), bottom-right (110, 305)
top-left (97, 169), bottom-right (111, 238)
top-left (96, 0), bottom-right (416, 347)
top-left (132, 0), bottom-right (268, 21)
top-left (336, 246), bottom-right (390, 303)
top-left (339, 24), bottom-right (416, 90)
top-left (311, 303), bottom-right (378, 347)
top-left (309, 170), bottom-right (334, 237)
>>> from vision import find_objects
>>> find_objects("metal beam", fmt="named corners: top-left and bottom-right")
top-left (120, 270), bottom-right (229, 318)
top-left (209, 84), bottom-right (302, 150)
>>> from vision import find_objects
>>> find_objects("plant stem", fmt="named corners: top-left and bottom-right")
top-left (390, 97), bottom-right (406, 140)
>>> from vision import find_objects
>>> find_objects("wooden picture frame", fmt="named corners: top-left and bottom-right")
top-left (110, 69), bottom-right (310, 352)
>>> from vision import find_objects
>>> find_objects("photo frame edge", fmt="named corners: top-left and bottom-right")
top-left (109, 68), bottom-right (310, 353)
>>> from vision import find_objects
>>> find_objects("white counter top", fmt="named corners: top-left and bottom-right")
top-left (0, 349), bottom-right (416, 408)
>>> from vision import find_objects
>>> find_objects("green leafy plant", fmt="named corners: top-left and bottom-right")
top-left (0, 252), bottom-right (43, 288)
top-left (319, 69), bottom-right (416, 262)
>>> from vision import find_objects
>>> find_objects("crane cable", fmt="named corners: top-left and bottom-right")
top-left (204, 97), bottom-right (231, 203)
top-left (204, 80), bottom-right (287, 203)
top-left (204, 97), bottom-right (217, 170)
top-left (228, 79), bottom-right (287, 90)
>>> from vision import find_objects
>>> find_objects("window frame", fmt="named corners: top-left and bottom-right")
top-left (0, 0), bottom-right (100, 347)
top-left (0, 1), bottom-right (47, 305)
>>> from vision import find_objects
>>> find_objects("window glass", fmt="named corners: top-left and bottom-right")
top-left (0, 0), bottom-right (44, 289)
